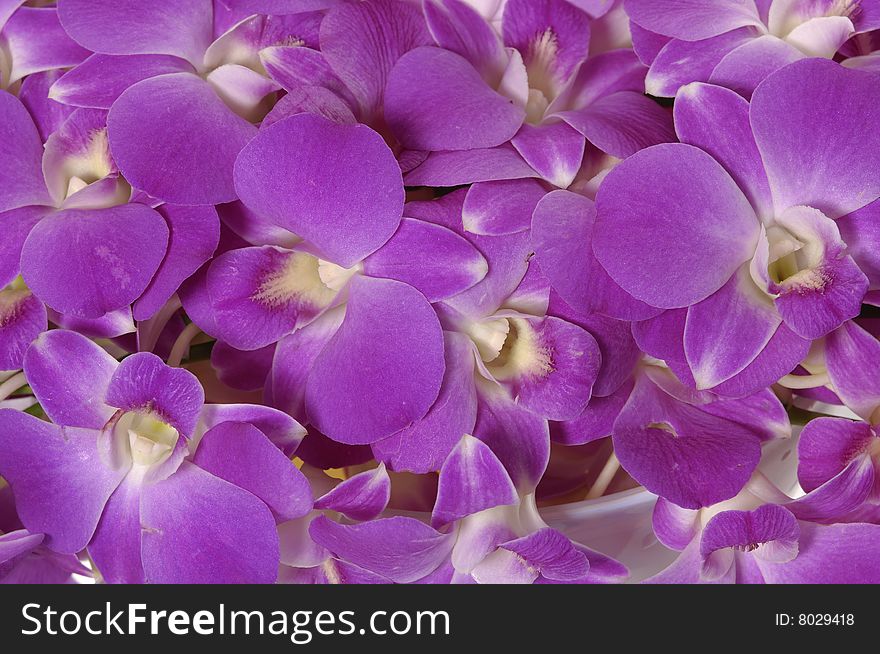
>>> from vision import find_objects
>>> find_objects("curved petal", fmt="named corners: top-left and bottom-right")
top-left (0, 409), bottom-right (125, 554)
top-left (56, 0), bottom-right (213, 66)
top-left (750, 58), bottom-right (880, 218)
top-left (825, 321), bottom-right (880, 421)
top-left (88, 473), bottom-right (145, 584)
top-left (385, 46), bottom-right (525, 151)
top-left (797, 416), bottom-right (876, 493)
top-left (0, 91), bottom-right (50, 212)
top-left (404, 145), bottom-right (537, 186)
top-left (624, 0), bottom-right (762, 40)
top-left (107, 73), bottom-right (258, 205)
top-left (234, 113), bottom-right (404, 267)
top-left (197, 402), bottom-right (306, 457)
top-left (511, 121), bottom-right (585, 188)
top-left (0, 288), bottom-right (46, 371)
top-left (210, 342), bottom-right (274, 392)
top-left (2, 6), bottom-right (90, 83)
top-left (23, 329), bottom-right (116, 429)
top-left (314, 463), bottom-right (391, 522)
top-left (193, 421), bottom-right (312, 522)
top-left (140, 462), bottom-right (280, 583)
top-left (305, 276), bottom-right (445, 444)
top-left (593, 143), bottom-right (760, 309)
top-left (707, 35), bottom-right (803, 99)
top-left (425, 0), bottom-right (506, 83)
top-left (463, 179), bottom-right (546, 236)
top-left (18, 70), bottom-right (76, 142)
top-left (20, 205), bottom-right (168, 319)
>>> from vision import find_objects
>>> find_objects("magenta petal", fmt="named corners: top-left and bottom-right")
top-left (684, 266), bottom-right (780, 389)
top-left (750, 58), bottom-right (880, 218)
top-left (550, 379), bottom-right (632, 445)
top-left (234, 113), bottom-right (404, 267)
top-left (23, 329), bottom-right (116, 429)
top-left (18, 70), bottom-right (75, 142)
top-left (2, 6), bottom-right (90, 83)
top-left (532, 191), bottom-right (660, 320)
top-left (319, 0), bottom-right (431, 120)
top-left (0, 409), bottom-right (125, 553)
top-left (511, 121), bottom-right (585, 189)
top-left (787, 455), bottom-right (876, 522)
top-left (193, 421), bottom-right (312, 522)
top-left (133, 204), bottom-right (220, 321)
top-left (198, 402), bottom-right (305, 457)
top-left (385, 46), bottom-right (525, 151)
top-left (474, 383), bottom-right (550, 491)
top-left (0, 290), bottom-right (46, 371)
top-left (371, 331), bottom-right (478, 474)
top-left (261, 84), bottom-right (357, 127)
top-left (432, 434), bottom-right (518, 527)
top-left (140, 462), bottom-right (279, 583)
top-left (108, 73), bottom-right (258, 205)
top-left (49, 53), bottom-right (196, 109)
top-left (425, 0), bottom-right (506, 82)
top-left (838, 199), bottom-right (880, 288)
top-left (701, 505), bottom-right (799, 576)
top-left (674, 82), bottom-right (773, 221)
top-left (362, 217), bottom-right (488, 302)
top-left (593, 143), bottom-right (759, 309)
top-left (404, 145), bottom-right (538, 186)
top-left (48, 306), bottom-right (135, 340)
top-left (309, 515), bottom-right (454, 583)
top-left (0, 530), bottom-right (42, 567)
top-left (88, 474), bottom-right (144, 584)
top-left (558, 91), bottom-right (675, 159)
top-left (0, 91), bottom-right (50, 213)
top-left (708, 35), bottom-right (803, 99)
top-left (314, 464), bottom-right (391, 522)
top-left (798, 417), bottom-right (876, 493)
top-left (825, 321), bottom-right (880, 421)
top-left (501, 528), bottom-right (590, 582)
top-left (462, 179), bottom-right (546, 236)
top-left (652, 497), bottom-right (699, 551)
top-left (305, 276), bottom-right (445, 444)
top-left (612, 375), bottom-right (762, 509)
top-left (625, 0), bottom-right (762, 40)
top-left (57, 0), bottom-right (213, 66)
top-left (105, 352), bottom-right (204, 437)
top-left (210, 341), bottom-right (274, 392)
top-left (21, 205), bottom-right (169, 319)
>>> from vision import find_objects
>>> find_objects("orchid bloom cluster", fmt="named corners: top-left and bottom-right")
top-left (1, 0), bottom-right (880, 586)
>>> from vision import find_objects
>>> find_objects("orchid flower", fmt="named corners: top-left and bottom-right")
top-left (0, 330), bottom-right (312, 582)
top-left (629, 0), bottom-right (880, 97)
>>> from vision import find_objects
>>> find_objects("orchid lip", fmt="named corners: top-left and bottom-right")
top-left (111, 410), bottom-right (180, 467)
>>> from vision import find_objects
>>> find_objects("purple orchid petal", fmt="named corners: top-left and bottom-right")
top-left (644, 540), bottom-right (724, 584)
top-left (49, 54), bottom-right (195, 110)
top-left (0, 286), bottom-right (45, 370)
top-left (462, 179), bottom-right (545, 236)
top-left (305, 276), bottom-right (445, 444)
top-left (787, 454), bottom-right (876, 522)
top-left (198, 402), bottom-right (306, 457)
top-left (140, 461), bottom-right (279, 583)
top-left (404, 145), bottom-right (538, 186)
top-left (708, 35), bottom-right (804, 99)
top-left (759, 521), bottom-right (880, 583)
top-left (552, 48), bottom-right (647, 112)
top-left (624, 0), bottom-right (762, 40)
top-left (107, 73), bottom-right (258, 206)
top-left (372, 331), bottom-right (478, 474)
top-left (532, 190), bottom-right (662, 320)
top-left (700, 505), bottom-right (799, 580)
top-left (23, 330), bottom-right (116, 429)
top-left (470, 548), bottom-right (539, 583)
top-left (269, 307), bottom-right (345, 425)
top-left (685, 265), bottom-right (781, 390)
top-left (2, 7), bottom-right (90, 84)
top-left (612, 374), bottom-right (762, 509)
top-left (797, 417), bottom-right (876, 493)
top-left (206, 246), bottom-right (335, 351)
top-left (309, 515), bottom-right (454, 583)
top-left (48, 306), bottom-right (135, 339)
top-left (204, 63), bottom-right (281, 122)
top-left (425, 0), bottom-right (507, 83)
top-left (652, 497), bottom-right (699, 551)
top-left (18, 70), bottom-right (75, 141)
top-left (674, 81), bottom-right (773, 221)
top-left (699, 388), bottom-right (789, 442)
top-left (88, 474), bottom-right (144, 584)
top-left (0, 530), bottom-right (42, 567)
top-left (133, 204), bottom-right (220, 321)
top-left (21, 205), bottom-right (168, 319)
top-left (261, 84), bottom-right (357, 127)
top-left (319, 0), bottom-right (431, 120)
top-left (57, 0), bottom-right (213, 66)
top-left (630, 22), bottom-right (672, 65)
top-left (432, 434), bottom-right (518, 527)
top-left (193, 421), bottom-right (312, 522)
top-left (210, 341), bottom-right (274, 392)
top-left (644, 29), bottom-right (753, 97)
top-left (632, 309), bottom-right (688, 365)
top-left (105, 352), bottom-right (204, 437)
top-left (474, 382), bottom-right (550, 491)
top-left (216, 201), bottom-right (299, 249)
top-left (838, 198), bottom-right (880, 289)
top-left (0, 410), bottom-right (126, 553)
top-left (0, 91), bottom-right (50, 213)
top-left (550, 379), bottom-right (633, 445)
top-left (511, 121), bottom-right (585, 188)
top-left (295, 427), bottom-right (373, 470)
top-left (235, 113), bottom-right (404, 268)
top-left (502, 0), bottom-right (591, 89)
top-left (556, 91), bottom-right (675, 159)
top-left (750, 58), bottom-right (880, 218)
top-left (593, 143), bottom-right (760, 309)
top-left (825, 321), bottom-right (880, 421)
top-left (204, 12), bottom-right (323, 71)
top-left (385, 46), bottom-right (525, 151)
top-left (260, 46), bottom-right (354, 105)
top-left (362, 217), bottom-right (488, 302)
top-left (314, 464), bottom-right (391, 522)
top-left (501, 528), bottom-right (591, 581)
